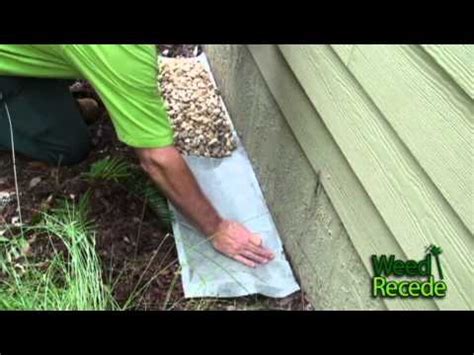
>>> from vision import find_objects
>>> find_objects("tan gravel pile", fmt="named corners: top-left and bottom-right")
top-left (159, 58), bottom-right (237, 158)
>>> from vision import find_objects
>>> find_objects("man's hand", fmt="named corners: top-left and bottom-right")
top-left (210, 220), bottom-right (275, 268)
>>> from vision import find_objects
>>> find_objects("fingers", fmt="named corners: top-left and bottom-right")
top-left (213, 221), bottom-right (276, 268)
top-left (247, 234), bottom-right (275, 259)
top-left (246, 243), bottom-right (275, 260)
top-left (233, 254), bottom-right (257, 268)
top-left (240, 250), bottom-right (270, 264)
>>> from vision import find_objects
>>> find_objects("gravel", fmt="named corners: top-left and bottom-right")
top-left (159, 58), bottom-right (237, 158)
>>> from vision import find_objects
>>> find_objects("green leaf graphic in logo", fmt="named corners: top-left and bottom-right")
top-left (427, 244), bottom-right (444, 280)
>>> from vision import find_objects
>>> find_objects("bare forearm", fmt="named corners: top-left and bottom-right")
top-left (136, 147), bottom-right (223, 236)
top-left (135, 146), bottom-right (274, 267)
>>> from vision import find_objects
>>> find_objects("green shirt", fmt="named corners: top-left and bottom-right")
top-left (0, 45), bottom-right (174, 148)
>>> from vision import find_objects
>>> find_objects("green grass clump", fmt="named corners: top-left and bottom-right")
top-left (124, 168), bottom-right (174, 225)
top-left (83, 156), bottom-right (130, 182)
top-left (84, 156), bottom-right (173, 226)
top-left (0, 192), bottom-right (118, 310)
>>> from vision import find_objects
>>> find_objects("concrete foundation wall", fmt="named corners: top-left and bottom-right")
top-left (205, 45), bottom-right (385, 309)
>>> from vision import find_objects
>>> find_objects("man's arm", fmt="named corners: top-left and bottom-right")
top-left (60, 46), bottom-right (273, 266)
top-left (136, 146), bottom-right (275, 267)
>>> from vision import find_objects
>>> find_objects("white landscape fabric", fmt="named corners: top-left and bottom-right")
top-left (168, 54), bottom-right (300, 298)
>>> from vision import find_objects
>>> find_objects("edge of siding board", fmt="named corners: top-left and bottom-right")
top-left (247, 44), bottom-right (437, 310)
top-left (421, 45), bottom-right (474, 100)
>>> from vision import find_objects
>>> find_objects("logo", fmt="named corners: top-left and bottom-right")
top-left (371, 245), bottom-right (447, 298)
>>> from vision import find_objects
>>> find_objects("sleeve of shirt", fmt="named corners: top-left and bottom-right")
top-left (62, 45), bottom-right (174, 148)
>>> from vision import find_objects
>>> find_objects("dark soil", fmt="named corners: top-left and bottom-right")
top-left (158, 45), bottom-right (203, 58)
top-left (0, 45), bottom-right (312, 310)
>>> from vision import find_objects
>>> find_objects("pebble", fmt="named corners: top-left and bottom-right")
top-left (11, 216), bottom-right (21, 226)
top-left (0, 191), bottom-right (14, 211)
top-left (29, 177), bottom-right (42, 189)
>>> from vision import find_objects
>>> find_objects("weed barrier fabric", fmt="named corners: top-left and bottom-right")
top-left (170, 145), bottom-right (300, 298)
top-left (168, 54), bottom-right (300, 298)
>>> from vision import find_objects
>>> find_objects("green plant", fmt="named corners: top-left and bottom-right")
top-left (84, 156), bottom-right (173, 226)
top-left (84, 156), bottom-right (130, 182)
top-left (0, 193), bottom-right (118, 310)
top-left (428, 244), bottom-right (444, 280)
top-left (124, 168), bottom-right (174, 226)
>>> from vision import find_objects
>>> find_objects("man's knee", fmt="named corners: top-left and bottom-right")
top-left (52, 131), bottom-right (91, 166)
top-left (0, 76), bottom-right (92, 166)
